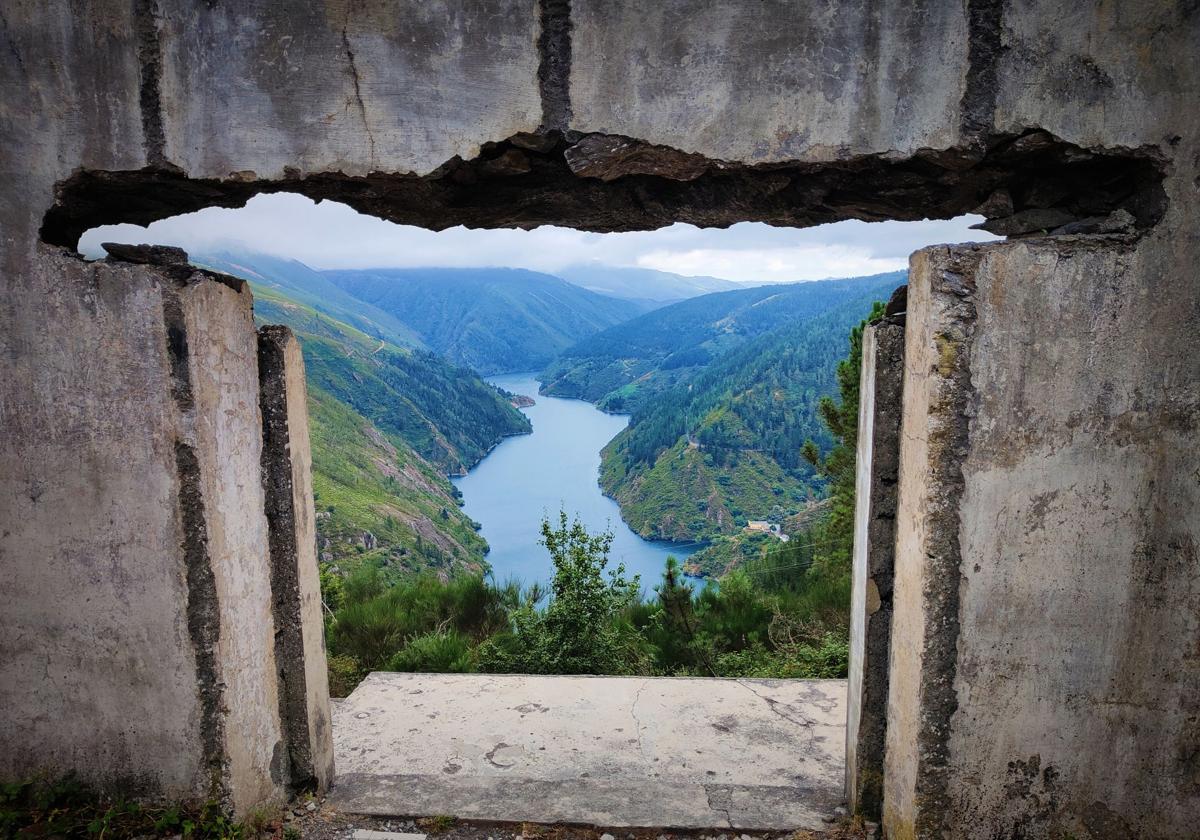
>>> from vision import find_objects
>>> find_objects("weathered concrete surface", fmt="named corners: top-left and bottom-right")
top-left (330, 674), bottom-right (847, 830)
top-left (0, 250), bottom-right (209, 800)
top-left (259, 326), bottom-right (336, 792)
top-left (571, 1), bottom-right (968, 163)
top-left (0, 250), bottom-right (294, 813)
top-left (158, 0), bottom-right (542, 179)
top-left (2, 0), bottom-right (1199, 830)
top-left (179, 273), bottom-right (289, 814)
top-left (845, 317), bottom-right (904, 820)
top-left (884, 240), bottom-right (1200, 840)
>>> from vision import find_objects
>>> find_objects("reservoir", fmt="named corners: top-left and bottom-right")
top-left (452, 373), bottom-right (701, 593)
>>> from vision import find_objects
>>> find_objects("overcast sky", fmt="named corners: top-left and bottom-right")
top-left (80, 192), bottom-right (997, 284)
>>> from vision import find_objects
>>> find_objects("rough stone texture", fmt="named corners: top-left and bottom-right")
top-left (0, 250), bottom-right (209, 800)
top-left (175, 271), bottom-right (291, 814)
top-left (0, 250), bottom-right (292, 813)
top-left (570, 1), bottom-right (968, 163)
top-left (157, 0), bottom-right (542, 179)
top-left (258, 326), bottom-right (336, 793)
top-left (845, 318), bottom-right (905, 820)
top-left (884, 240), bottom-right (1200, 839)
top-left (330, 674), bottom-right (846, 830)
top-left (2, 0), bottom-right (1198, 831)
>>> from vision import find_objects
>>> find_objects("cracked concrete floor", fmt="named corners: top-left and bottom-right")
top-left (328, 673), bottom-right (847, 831)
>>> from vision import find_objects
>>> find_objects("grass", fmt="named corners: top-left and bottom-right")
top-left (0, 776), bottom-right (275, 840)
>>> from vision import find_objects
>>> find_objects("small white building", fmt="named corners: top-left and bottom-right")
top-left (745, 520), bottom-right (788, 540)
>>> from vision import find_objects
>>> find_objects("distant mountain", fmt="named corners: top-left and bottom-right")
top-left (202, 255), bottom-right (535, 579)
top-left (542, 271), bottom-right (907, 415)
top-left (555, 265), bottom-right (740, 303)
top-left (323, 268), bottom-right (647, 374)
top-left (196, 251), bottom-right (426, 349)
top-left (250, 285), bottom-right (529, 475)
top-left (598, 290), bottom-right (898, 542)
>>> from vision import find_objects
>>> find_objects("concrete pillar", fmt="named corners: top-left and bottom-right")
top-left (882, 240), bottom-right (1200, 839)
top-left (258, 326), bottom-right (336, 793)
top-left (845, 312), bottom-right (905, 820)
top-left (0, 250), bottom-right (293, 816)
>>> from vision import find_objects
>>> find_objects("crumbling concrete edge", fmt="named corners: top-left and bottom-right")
top-left (536, 0), bottom-right (573, 133)
top-left (162, 280), bottom-right (230, 806)
top-left (911, 246), bottom-right (983, 839)
top-left (846, 308), bottom-right (906, 820)
top-left (258, 325), bottom-right (335, 793)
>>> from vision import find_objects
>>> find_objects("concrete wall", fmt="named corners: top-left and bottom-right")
top-left (0, 251), bottom-right (296, 812)
top-left (179, 274), bottom-right (289, 813)
top-left (845, 319), bottom-right (905, 820)
top-left (884, 241), bottom-right (1200, 839)
top-left (1, 0), bottom-right (1197, 831)
top-left (0, 251), bottom-right (210, 800)
top-left (259, 327), bottom-right (336, 793)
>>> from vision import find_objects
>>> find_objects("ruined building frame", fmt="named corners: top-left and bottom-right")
top-left (1, 2), bottom-right (1196, 839)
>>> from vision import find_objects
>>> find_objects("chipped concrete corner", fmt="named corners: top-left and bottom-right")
top-left (2, 0), bottom-right (1198, 834)
top-left (845, 308), bottom-right (906, 821)
top-left (258, 326), bottom-right (336, 793)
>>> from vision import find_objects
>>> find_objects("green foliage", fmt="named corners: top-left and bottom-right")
top-left (0, 776), bottom-right (256, 840)
top-left (478, 513), bottom-right (649, 675)
top-left (326, 654), bottom-right (365, 699)
top-left (204, 265), bottom-right (533, 582)
top-left (329, 572), bottom-right (519, 673)
top-left (801, 299), bottom-right (888, 580)
top-left (388, 630), bottom-right (475, 673)
top-left (315, 286), bottom-right (889, 690)
top-left (196, 250), bottom-right (425, 349)
top-left (591, 276), bottom-right (904, 544)
top-left (543, 271), bottom-right (905, 414)
top-left (250, 284), bottom-right (530, 474)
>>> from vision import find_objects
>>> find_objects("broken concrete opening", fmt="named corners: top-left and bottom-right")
top-left (35, 124), bottom-right (1174, 833)
top-left (42, 130), bottom-right (1165, 247)
top-left (5, 2), bottom-right (1197, 837)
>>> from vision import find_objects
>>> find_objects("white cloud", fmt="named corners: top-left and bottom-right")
top-left (636, 245), bottom-right (907, 283)
top-left (78, 192), bottom-right (998, 283)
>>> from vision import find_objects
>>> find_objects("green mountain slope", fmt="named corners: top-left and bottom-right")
top-left (322, 267), bottom-right (647, 374)
top-left (197, 250), bottom-right (427, 349)
top-left (307, 385), bottom-right (489, 577)
top-left (251, 285), bottom-right (530, 475)
top-left (542, 272), bottom-right (906, 414)
top-left (199, 256), bottom-right (535, 579)
top-left (597, 277), bottom-right (904, 543)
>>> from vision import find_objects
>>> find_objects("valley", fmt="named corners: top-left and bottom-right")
top-left (210, 249), bottom-right (898, 593)
top-left (185, 243), bottom-right (897, 686)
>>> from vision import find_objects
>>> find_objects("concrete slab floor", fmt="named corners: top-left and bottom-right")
top-left (328, 673), bottom-right (847, 831)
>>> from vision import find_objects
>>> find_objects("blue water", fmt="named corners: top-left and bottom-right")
top-left (452, 373), bottom-right (701, 595)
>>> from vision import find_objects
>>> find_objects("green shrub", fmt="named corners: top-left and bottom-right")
top-left (478, 513), bottom-right (650, 675)
top-left (387, 630), bottom-right (475, 673)
top-left (326, 653), bottom-right (364, 698)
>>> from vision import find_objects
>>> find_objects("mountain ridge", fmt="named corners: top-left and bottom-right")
top-left (323, 267), bottom-right (648, 374)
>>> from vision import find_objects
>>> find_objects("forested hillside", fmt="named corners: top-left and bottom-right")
top-left (251, 287), bottom-right (529, 475)
top-left (305, 385), bottom-right (490, 578)
top-left (542, 272), bottom-right (905, 414)
top-left (323, 267), bottom-right (647, 374)
top-left (199, 254), bottom-right (535, 580)
top-left (197, 251), bottom-right (426, 349)
top-left (595, 275), bottom-right (903, 544)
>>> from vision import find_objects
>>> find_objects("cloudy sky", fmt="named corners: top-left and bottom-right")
top-left (80, 192), bottom-right (996, 284)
